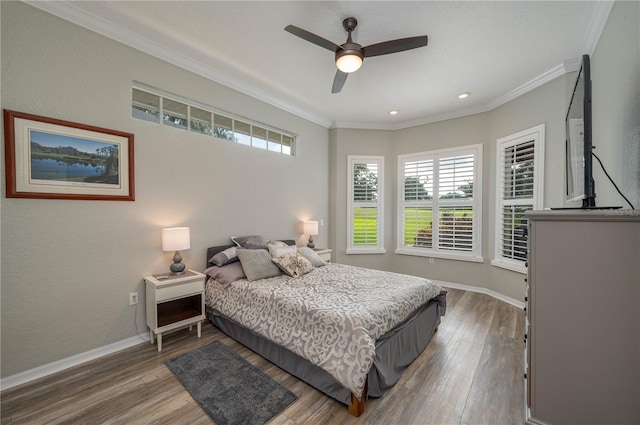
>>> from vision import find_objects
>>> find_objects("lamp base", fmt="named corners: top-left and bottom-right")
top-left (307, 235), bottom-right (315, 249)
top-left (170, 251), bottom-right (186, 275)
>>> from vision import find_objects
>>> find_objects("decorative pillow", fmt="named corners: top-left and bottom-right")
top-left (297, 247), bottom-right (328, 267)
top-left (268, 244), bottom-right (297, 258)
top-left (204, 262), bottom-right (246, 287)
top-left (237, 248), bottom-right (282, 281)
top-left (272, 252), bottom-right (314, 278)
top-left (266, 240), bottom-right (288, 248)
top-left (231, 235), bottom-right (268, 250)
top-left (209, 246), bottom-right (238, 266)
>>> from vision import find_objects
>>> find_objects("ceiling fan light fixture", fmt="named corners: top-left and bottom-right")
top-left (336, 50), bottom-right (363, 73)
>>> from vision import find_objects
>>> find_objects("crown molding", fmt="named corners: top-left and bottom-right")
top-left (24, 0), bottom-right (614, 132)
top-left (486, 62), bottom-right (569, 111)
top-left (24, 1), bottom-right (332, 129)
top-left (583, 1), bottom-right (615, 56)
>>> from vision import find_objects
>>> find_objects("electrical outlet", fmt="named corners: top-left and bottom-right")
top-left (429, 257), bottom-right (435, 264)
top-left (129, 292), bottom-right (138, 305)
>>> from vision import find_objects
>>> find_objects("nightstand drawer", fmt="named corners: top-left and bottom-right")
top-left (156, 279), bottom-right (203, 302)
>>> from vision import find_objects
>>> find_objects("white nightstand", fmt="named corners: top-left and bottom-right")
top-left (144, 270), bottom-right (205, 352)
top-left (313, 248), bottom-right (332, 262)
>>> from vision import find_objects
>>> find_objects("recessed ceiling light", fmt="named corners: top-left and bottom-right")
top-left (389, 110), bottom-right (398, 115)
top-left (457, 92), bottom-right (471, 99)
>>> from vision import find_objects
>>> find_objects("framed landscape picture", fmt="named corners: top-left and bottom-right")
top-left (3, 110), bottom-right (134, 201)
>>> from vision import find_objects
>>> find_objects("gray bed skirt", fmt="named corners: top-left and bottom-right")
top-left (207, 296), bottom-right (443, 406)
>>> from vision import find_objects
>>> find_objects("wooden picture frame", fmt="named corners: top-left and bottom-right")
top-left (4, 109), bottom-right (134, 201)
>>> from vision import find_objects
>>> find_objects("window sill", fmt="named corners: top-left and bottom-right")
top-left (395, 248), bottom-right (484, 263)
top-left (491, 259), bottom-right (527, 274)
top-left (346, 248), bottom-right (386, 255)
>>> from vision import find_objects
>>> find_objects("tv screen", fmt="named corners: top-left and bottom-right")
top-left (565, 54), bottom-right (595, 207)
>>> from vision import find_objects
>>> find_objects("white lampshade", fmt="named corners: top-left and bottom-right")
top-left (336, 54), bottom-right (363, 73)
top-left (162, 227), bottom-right (191, 251)
top-left (303, 221), bottom-right (319, 236)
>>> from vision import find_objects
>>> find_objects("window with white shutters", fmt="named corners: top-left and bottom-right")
top-left (347, 156), bottom-right (385, 254)
top-left (492, 125), bottom-right (544, 273)
top-left (397, 145), bottom-right (483, 262)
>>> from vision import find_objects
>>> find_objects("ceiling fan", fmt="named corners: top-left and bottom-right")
top-left (285, 17), bottom-right (428, 94)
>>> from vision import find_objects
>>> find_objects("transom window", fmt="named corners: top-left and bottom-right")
top-left (397, 144), bottom-right (483, 262)
top-left (132, 85), bottom-right (295, 156)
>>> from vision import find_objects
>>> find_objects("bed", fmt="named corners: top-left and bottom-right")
top-left (204, 239), bottom-right (446, 416)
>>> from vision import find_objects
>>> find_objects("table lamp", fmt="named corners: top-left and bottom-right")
top-left (162, 227), bottom-right (190, 275)
top-left (303, 221), bottom-right (318, 249)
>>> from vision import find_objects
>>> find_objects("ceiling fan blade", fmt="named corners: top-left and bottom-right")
top-left (332, 70), bottom-right (348, 93)
top-left (284, 25), bottom-right (342, 52)
top-left (363, 35), bottom-right (428, 58)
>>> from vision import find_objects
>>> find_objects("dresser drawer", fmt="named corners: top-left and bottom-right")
top-left (156, 278), bottom-right (203, 302)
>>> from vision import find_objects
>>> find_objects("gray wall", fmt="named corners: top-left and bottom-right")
top-left (0, 2), bottom-right (329, 378)
top-left (591, 1), bottom-right (639, 209)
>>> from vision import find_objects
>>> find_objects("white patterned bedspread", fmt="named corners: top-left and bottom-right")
top-left (205, 263), bottom-right (444, 398)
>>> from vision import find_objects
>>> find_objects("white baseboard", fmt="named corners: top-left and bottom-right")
top-left (1, 334), bottom-right (149, 391)
top-left (436, 280), bottom-right (525, 309)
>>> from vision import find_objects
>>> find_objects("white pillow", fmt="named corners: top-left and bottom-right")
top-left (268, 245), bottom-right (297, 258)
top-left (297, 247), bottom-right (327, 267)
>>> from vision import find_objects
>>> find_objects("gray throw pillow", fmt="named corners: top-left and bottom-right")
top-left (204, 262), bottom-right (246, 286)
top-left (297, 247), bottom-right (328, 267)
top-left (237, 248), bottom-right (281, 281)
top-left (209, 246), bottom-right (238, 266)
top-left (231, 235), bottom-right (268, 250)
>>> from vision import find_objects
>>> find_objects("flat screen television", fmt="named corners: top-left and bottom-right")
top-left (565, 54), bottom-right (596, 207)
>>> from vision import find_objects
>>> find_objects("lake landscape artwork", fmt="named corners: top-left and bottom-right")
top-left (4, 109), bottom-right (134, 200)
top-left (30, 130), bottom-right (120, 186)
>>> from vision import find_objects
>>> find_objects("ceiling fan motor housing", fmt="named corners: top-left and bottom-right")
top-left (342, 17), bottom-right (358, 32)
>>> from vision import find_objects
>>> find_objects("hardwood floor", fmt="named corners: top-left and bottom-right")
top-left (1, 288), bottom-right (526, 424)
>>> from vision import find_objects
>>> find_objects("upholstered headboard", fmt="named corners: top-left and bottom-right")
top-left (206, 239), bottom-right (296, 268)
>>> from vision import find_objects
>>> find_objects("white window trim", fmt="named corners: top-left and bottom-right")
top-left (396, 144), bottom-right (483, 262)
top-left (491, 124), bottom-right (545, 274)
top-left (347, 155), bottom-right (386, 254)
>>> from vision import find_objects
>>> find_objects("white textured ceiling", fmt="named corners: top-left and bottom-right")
top-left (28, 1), bottom-right (612, 129)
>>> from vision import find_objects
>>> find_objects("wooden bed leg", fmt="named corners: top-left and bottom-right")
top-left (348, 391), bottom-right (365, 417)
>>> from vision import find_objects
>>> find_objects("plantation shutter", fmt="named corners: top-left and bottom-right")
top-left (437, 154), bottom-right (475, 252)
top-left (402, 159), bottom-right (433, 247)
top-left (347, 156), bottom-right (385, 253)
top-left (494, 124), bottom-right (544, 272)
top-left (500, 141), bottom-right (534, 261)
top-left (398, 145), bottom-right (482, 261)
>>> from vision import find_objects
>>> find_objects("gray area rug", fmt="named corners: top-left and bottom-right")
top-left (165, 341), bottom-right (297, 425)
